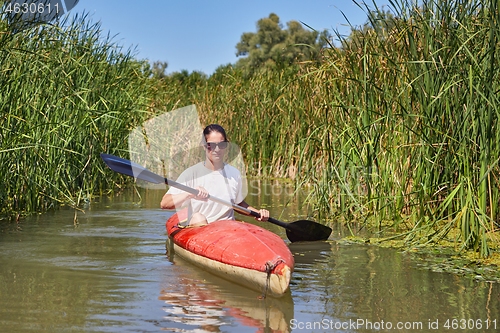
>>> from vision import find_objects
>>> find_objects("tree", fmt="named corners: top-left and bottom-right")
top-left (235, 13), bottom-right (330, 75)
top-left (363, 9), bottom-right (397, 37)
top-left (341, 8), bottom-right (398, 49)
top-left (151, 61), bottom-right (168, 79)
top-left (168, 69), bottom-right (207, 86)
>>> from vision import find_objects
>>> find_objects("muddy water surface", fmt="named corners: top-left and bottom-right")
top-left (0, 185), bottom-right (499, 332)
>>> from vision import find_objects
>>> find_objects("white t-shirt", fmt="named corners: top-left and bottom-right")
top-left (166, 162), bottom-right (244, 223)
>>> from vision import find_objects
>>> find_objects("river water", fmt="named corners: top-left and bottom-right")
top-left (0, 184), bottom-right (499, 332)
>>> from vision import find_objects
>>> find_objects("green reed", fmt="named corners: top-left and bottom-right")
top-left (0, 12), bottom-right (154, 217)
top-left (153, 0), bottom-right (500, 256)
top-left (3, 0), bottom-right (497, 257)
top-left (290, 0), bottom-right (500, 256)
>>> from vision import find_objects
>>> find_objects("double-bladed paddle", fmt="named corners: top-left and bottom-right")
top-left (100, 153), bottom-right (332, 242)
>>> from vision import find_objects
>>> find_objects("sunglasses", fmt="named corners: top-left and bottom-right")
top-left (205, 141), bottom-right (228, 150)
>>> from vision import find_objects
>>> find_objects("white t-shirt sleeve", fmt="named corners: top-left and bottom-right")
top-left (166, 168), bottom-right (193, 196)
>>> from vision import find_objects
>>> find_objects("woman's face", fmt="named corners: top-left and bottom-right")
top-left (204, 131), bottom-right (226, 163)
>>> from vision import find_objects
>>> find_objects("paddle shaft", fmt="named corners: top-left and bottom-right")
top-left (100, 153), bottom-right (332, 241)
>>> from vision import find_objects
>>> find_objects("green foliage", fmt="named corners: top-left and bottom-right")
top-left (160, 0), bottom-right (500, 257)
top-left (235, 13), bottom-right (330, 76)
top-left (0, 13), bottom-right (155, 217)
top-left (150, 61), bottom-right (169, 79)
top-left (2, 0), bottom-right (499, 258)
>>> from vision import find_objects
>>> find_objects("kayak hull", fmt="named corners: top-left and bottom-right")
top-left (166, 210), bottom-right (294, 297)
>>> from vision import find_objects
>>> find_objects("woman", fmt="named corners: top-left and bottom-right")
top-left (160, 124), bottom-right (269, 226)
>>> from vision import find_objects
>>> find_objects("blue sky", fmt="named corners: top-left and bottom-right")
top-left (71, 1), bottom-right (390, 75)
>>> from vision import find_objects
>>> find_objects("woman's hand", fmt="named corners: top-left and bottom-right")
top-left (255, 209), bottom-right (269, 221)
top-left (235, 201), bottom-right (270, 222)
top-left (190, 186), bottom-right (209, 201)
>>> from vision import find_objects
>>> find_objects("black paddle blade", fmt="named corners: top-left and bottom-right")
top-left (100, 153), bottom-right (165, 184)
top-left (285, 220), bottom-right (332, 242)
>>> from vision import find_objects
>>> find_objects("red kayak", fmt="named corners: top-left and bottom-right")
top-left (166, 209), bottom-right (294, 298)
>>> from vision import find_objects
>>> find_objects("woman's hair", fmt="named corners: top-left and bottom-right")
top-left (203, 124), bottom-right (228, 142)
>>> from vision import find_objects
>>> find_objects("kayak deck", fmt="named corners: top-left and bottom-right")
top-left (166, 210), bottom-right (294, 297)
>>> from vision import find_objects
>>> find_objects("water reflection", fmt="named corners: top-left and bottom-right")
top-left (159, 253), bottom-right (294, 332)
top-left (0, 187), bottom-right (499, 333)
top-left (290, 241), bottom-right (500, 333)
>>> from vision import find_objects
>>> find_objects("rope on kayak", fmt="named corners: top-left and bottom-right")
top-left (260, 259), bottom-right (285, 299)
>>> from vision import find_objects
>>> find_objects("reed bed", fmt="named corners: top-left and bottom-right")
top-left (2, 0), bottom-right (499, 257)
top-left (0, 12), bottom-right (154, 217)
top-left (154, 0), bottom-right (500, 256)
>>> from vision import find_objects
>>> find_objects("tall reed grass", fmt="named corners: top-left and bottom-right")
top-left (2, 0), bottom-right (498, 257)
top-left (0, 12), bottom-right (154, 217)
top-left (155, 0), bottom-right (499, 256)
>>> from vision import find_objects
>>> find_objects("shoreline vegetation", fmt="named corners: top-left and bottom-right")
top-left (0, 16), bottom-right (149, 215)
top-left (1, 0), bottom-right (500, 270)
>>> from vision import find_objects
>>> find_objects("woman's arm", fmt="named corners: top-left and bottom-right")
top-left (160, 192), bottom-right (192, 209)
top-left (160, 187), bottom-right (209, 209)
top-left (237, 200), bottom-right (269, 221)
